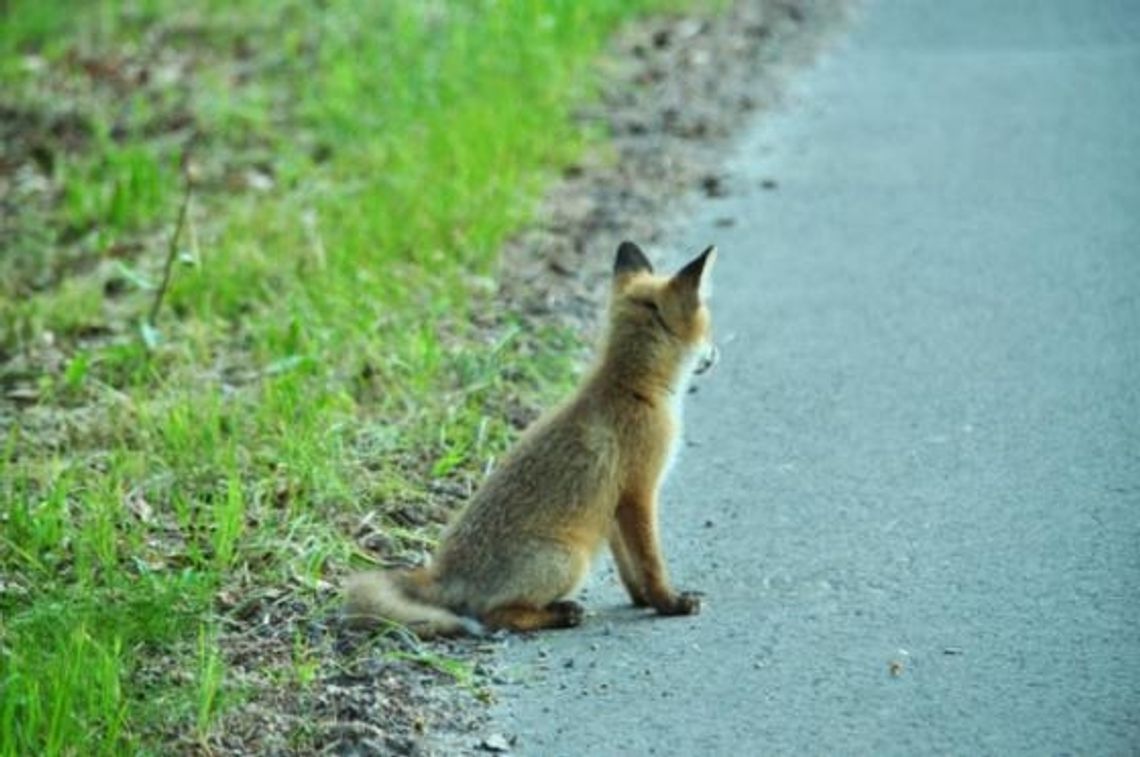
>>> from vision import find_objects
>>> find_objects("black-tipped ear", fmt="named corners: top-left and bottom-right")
top-left (674, 245), bottom-right (717, 299)
top-left (677, 244), bottom-right (716, 281)
top-left (614, 241), bottom-right (654, 277)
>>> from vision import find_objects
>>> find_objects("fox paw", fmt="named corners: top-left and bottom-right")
top-left (549, 600), bottom-right (585, 628)
top-left (658, 591), bottom-right (703, 616)
top-left (676, 591), bottom-right (703, 615)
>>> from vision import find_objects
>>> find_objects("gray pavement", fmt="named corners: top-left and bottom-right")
top-left (491, 1), bottom-right (1140, 753)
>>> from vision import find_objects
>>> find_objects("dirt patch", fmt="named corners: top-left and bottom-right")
top-left (182, 592), bottom-right (500, 755)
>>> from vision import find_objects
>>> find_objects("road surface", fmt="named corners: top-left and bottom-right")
top-left (491, 1), bottom-right (1140, 753)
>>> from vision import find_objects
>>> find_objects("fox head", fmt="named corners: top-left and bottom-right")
top-left (604, 241), bottom-right (718, 393)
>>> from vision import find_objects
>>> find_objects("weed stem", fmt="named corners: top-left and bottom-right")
top-left (149, 164), bottom-right (194, 326)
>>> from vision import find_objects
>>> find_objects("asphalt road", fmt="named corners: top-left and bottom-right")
top-left (491, 1), bottom-right (1140, 753)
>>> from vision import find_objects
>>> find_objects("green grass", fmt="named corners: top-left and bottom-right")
top-left (0, 0), bottom-right (704, 752)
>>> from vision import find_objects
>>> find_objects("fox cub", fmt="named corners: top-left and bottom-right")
top-left (345, 241), bottom-right (718, 636)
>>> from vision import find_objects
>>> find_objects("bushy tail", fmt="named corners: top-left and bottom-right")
top-left (344, 568), bottom-right (481, 638)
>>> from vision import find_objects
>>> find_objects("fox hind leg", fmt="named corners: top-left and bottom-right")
top-left (481, 600), bottom-right (584, 632)
top-left (477, 542), bottom-right (589, 631)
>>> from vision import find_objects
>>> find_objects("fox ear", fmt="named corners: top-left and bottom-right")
top-left (614, 241), bottom-right (654, 278)
top-left (674, 245), bottom-right (717, 301)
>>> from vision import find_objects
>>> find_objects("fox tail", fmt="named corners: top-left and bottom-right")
top-left (344, 568), bottom-right (482, 638)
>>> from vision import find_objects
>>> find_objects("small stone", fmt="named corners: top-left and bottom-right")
top-left (701, 174), bottom-right (727, 197)
top-left (478, 733), bottom-right (513, 752)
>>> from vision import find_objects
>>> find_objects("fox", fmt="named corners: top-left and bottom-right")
top-left (345, 240), bottom-right (718, 636)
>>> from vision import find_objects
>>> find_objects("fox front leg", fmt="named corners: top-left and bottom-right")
top-left (609, 526), bottom-right (650, 607)
top-left (615, 491), bottom-right (701, 616)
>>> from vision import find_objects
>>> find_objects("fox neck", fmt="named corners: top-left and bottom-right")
top-left (593, 332), bottom-right (696, 409)
top-left (591, 332), bottom-right (698, 484)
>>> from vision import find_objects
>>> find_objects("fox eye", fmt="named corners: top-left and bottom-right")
top-left (636, 299), bottom-right (660, 313)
